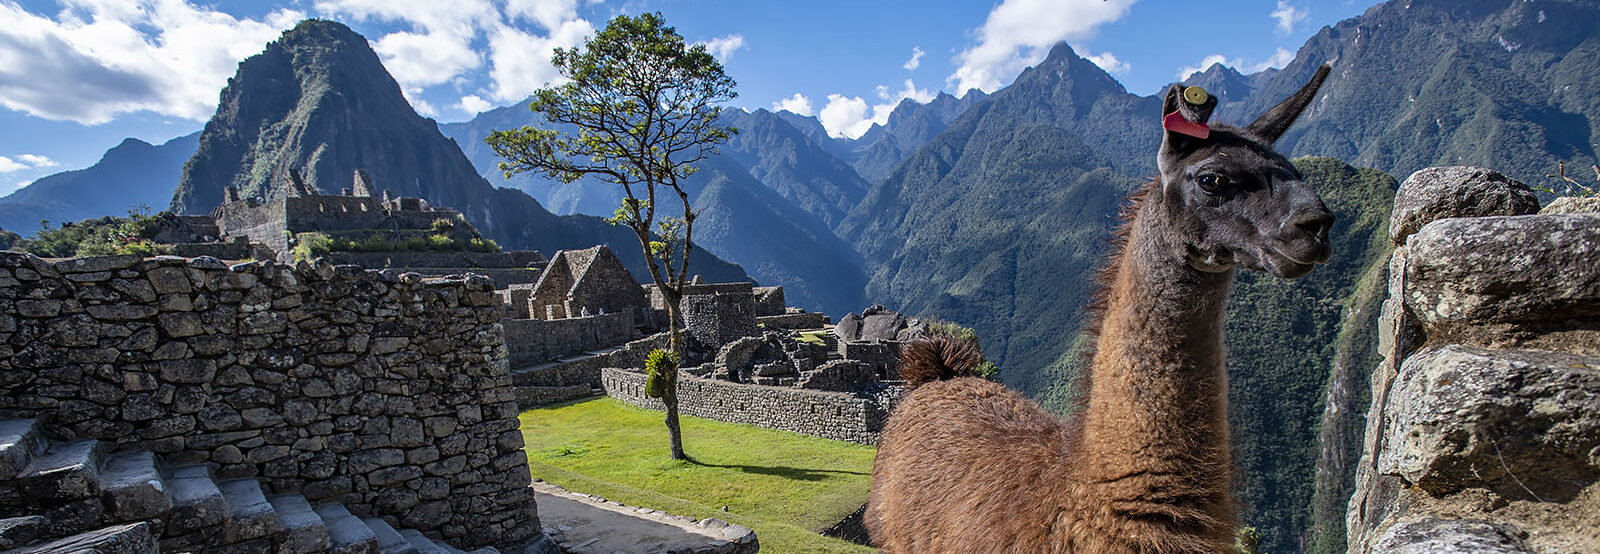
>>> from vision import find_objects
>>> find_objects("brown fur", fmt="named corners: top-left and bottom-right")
top-left (866, 68), bottom-right (1335, 553)
top-left (899, 335), bottom-right (986, 388)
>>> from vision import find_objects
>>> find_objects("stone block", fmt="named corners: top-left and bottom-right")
top-left (1380, 345), bottom-right (1600, 500)
top-left (1405, 214), bottom-right (1600, 332)
top-left (1391, 166), bottom-right (1539, 245)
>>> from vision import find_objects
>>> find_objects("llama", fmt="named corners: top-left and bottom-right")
top-left (866, 65), bottom-right (1334, 553)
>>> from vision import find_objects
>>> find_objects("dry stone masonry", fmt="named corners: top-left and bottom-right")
top-left (602, 369), bottom-right (885, 444)
top-left (0, 252), bottom-right (550, 552)
top-left (1346, 167), bottom-right (1600, 554)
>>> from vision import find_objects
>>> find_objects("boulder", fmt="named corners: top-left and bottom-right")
top-left (1370, 518), bottom-right (1532, 554)
top-left (834, 313), bottom-right (862, 342)
top-left (1390, 166), bottom-right (1539, 245)
top-left (1540, 196), bottom-right (1600, 215)
top-left (1404, 214), bottom-right (1600, 332)
top-left (1379, 345), bottom-right (1600, 500)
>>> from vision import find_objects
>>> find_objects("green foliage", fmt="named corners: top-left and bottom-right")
top-left (0, 229), bottom-right (20, 250)
top-left (484, 11), bottom-right (737, 291)
top-left (17, 208), bottom-right (173, 258)
top-left (1537, 161), bottom-right (1600, 198)
top-left (644, 348), bottom-right (679, 399)
top-left (1235, 527), bottom-right (1261, 554)
top-left (291, 228), bottom-right (501, 262)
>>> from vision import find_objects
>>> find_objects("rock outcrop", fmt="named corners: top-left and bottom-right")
top-left (1346, 167), bottom-right (1600, 553)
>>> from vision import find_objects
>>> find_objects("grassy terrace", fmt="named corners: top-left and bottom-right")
top-left (518, 397), bottom-right (878, 553)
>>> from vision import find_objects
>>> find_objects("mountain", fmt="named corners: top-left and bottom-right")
top-left (0, 132), bottom-right (199, 235)
top-left (170, 19), bottom-right (747, 284)
top-left (846, 90), bottom-right (990, 183)
top-left (717, 109), bottom-right (870, 228)
top-left (1232, 0), bottom-right (1600, 186)
top-left (685, 155), bottom-right (865, 313)
top-left (839, 43), bottom-right (1153, 381)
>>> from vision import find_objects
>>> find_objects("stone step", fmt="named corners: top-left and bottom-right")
top-left (4, 521), bottom-right (158, 554)
top-left (267, 494), bottom-right (330, 554)
top-left (0, 515), bottom-right (48, 550)
top-left (399, 528), bottom-right (451, 554)
top-left (162, 464), bottom-right (226, 548)
top-left (0, 420), bottom-right (44, 481)
top-left (17, 439), bottom-right (107, 502)
top-left (361, 517), bottom-right (420, 554)
top-left (0, 420), bottom-right (44, 512)
top-left (99, 450), bottom-right (171, 523)
top-left (217, 478), bottom-right (284, 546)
top-left (314, 503), bottom-right (379, 554)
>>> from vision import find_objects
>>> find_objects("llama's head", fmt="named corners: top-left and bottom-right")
top-left (1154, 65), bottom-right (1334, 279)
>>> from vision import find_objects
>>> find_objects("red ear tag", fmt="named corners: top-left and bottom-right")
top-left (1163, 110), bottom-right (1211, 139)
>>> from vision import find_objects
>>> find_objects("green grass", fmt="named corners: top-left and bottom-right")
top-left (795, 330), bottom-right (828, 345)
top-left (519, 397), bottom-right (878, 553)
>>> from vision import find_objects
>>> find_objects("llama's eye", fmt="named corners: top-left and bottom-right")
top-left (1196, 174), bottom-right (1231, 194)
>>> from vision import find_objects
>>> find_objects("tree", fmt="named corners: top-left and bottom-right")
top-left (485, 12), bottom-right (736, 460)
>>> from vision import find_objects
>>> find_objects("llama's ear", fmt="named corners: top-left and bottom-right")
top-left (1247, 64), bottom-right (1332, 144)
top-left (1160, 83), bottom-right (1218, 160)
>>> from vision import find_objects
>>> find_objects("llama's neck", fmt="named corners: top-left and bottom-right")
top-left (1076, 206), bottom-right (1235, 506)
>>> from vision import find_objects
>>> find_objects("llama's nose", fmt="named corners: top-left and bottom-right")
top-left (1288, 209), bottom-right (1334, 238)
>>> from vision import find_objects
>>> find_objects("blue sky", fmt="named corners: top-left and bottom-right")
top-left (0, 0), bottom-right (1379, 194)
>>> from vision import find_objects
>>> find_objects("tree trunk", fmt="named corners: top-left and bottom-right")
top-left (662, 288), bottom-right (686, 460)
top-left (664, 385), bottom-right (685, 460)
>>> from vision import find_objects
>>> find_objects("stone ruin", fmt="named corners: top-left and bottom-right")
top-left (0, 252), bottom-right (555, 553)
top-left (152, 169), bottom-right (549, 287)
top-left (1346, 167), bottom-right (1600, 553)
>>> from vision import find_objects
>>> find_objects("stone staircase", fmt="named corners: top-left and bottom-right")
top-left (0, 419), bottom-right (495, 554)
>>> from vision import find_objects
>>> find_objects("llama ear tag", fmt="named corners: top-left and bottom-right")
top-left (1164, 86), bottom-right (1212, 139)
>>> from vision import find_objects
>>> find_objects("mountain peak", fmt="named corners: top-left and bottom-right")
top-left (1044, 42), bottom-right (1079, 62)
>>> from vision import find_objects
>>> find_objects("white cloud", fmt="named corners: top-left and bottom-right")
top-left (0, 1), bottom-right (304, 124)
top-left (16, 154), bottom-right (57, 169)
top-left (0, 157), bottom-right (27, 174)
top-left (818, 94), bottom-right (870, 139)
top-left (700, 34), bottom-right (744, 62)
top-left (371, 30), bottom-right (482, 89)
top-left (484, 19), bottom-right (593, 103)
top-left (903, 46), bottom-right (924, 70)
top-left (503, 0), bottom-right (579, 31)
top-left (1271, 1), bottom-right (1309, 34)
top-left (819, 79), bottom-right (936, 139)
top-left (948, 0), bottom-right (1137, 93)
top-left (0, 153), bottom-right (61, 173)
top-left (1175, 48), bottom-right (1297, 80)
top-left (1084, 51), bottom-right (1129, 75)
top-left (459, 94), bottom-right (494, 114)
top-left (772, 93), bottom-right (813, 116)
top-left (316, 0), bottom-right (595, 110)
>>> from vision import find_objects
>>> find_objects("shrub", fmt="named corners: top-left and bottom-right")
top-left (644, 348), bottom-right (679, 399)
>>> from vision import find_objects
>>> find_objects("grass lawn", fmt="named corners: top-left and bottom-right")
top-left (519, 397), bottom-right (878, 553)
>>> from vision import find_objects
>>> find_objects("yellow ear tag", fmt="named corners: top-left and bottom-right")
top-left (1183, 86), bottom-right (1210, 105)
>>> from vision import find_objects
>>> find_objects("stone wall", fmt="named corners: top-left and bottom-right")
top-left (503, 312), bottom-right (635, 368)
top-left (755, 313), bottom-right (828, 330)
top-left (213, 198), bottom-right (291, 261)
top-left (682, 289), bottom-right (757, 350)
top-left (319, 251), bottom-right (546, 270)
top-left (168, 237), bottom-right (253, 261)
top-left (1346, 167), bottom-right (1600, 554)
top-left (752, 287), bottom-right (785, 317)
top-left (0, 252), bottom-right (540, 550)
top-left (602, 368), bottom-right (883, 444)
